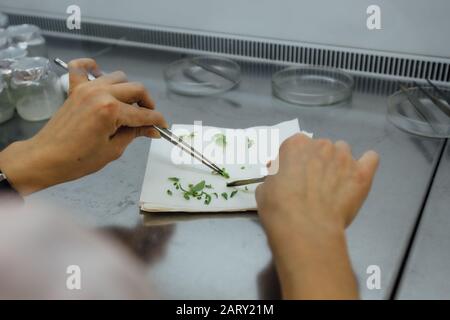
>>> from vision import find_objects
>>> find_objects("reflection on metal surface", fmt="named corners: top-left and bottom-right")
top-left (394, 140), bottom-right (449, 299)
top-left (257, 260), bottom-right (282, 300)
top-left (142, 211), bottom-right (258, 226)
top-left (101, 223), bottom-right (175, 265)
top-left (166, 90), bottom-right (242, 110)
top-left (407, 137), bottom-right (439, 163)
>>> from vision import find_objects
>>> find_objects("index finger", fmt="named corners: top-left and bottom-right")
top-left (68, 58), bottom-right (102, 92)
top-left (92, 71), bottom-right (127, 85)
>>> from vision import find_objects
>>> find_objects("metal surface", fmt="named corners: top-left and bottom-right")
top-left (396, 140), bottom-right (450, 299)
top-left (0, 36), bottom-right (446, 299)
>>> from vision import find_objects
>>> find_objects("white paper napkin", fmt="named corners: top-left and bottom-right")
top-left (139, 119), bottom-right (312, 213)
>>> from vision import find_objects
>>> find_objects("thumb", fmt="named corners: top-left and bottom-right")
top-left (357, 150), bottom-right (380, 186)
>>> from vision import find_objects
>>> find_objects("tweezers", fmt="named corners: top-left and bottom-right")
top-left (226, 176), bottom-right (266, 187)
top-left (427, 79), bottom-right (450, 104)
top-left (54, 57), bottom-right (225, 176)
top-left (153, 127), bottom-right (224, 175)
top-left (413, 81), bottom-right (450, 118)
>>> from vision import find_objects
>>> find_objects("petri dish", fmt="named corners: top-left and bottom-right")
top-left (164, 56), bottom-right (240, 96)
top-left (272, 66), bottom-right (354, 106)
top-left (387, 86), bottom-right (450, 138)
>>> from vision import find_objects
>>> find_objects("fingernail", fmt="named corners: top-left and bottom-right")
top-left (149, 129), bottom-right (161, 138)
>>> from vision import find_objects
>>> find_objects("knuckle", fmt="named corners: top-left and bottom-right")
top-left (316, 139), bottom-right (334, 158)
top-left (132, 82), bottom-right (146, 92)
top-left (151, 110), bottom-right (165, 125)
top-left (151, 110), bottom-right (163, 120)
top-left (76, 83), bottom-right (97, 97)
top-left (336, 149), bottom-right (351, 163)
top-left (67, 60), bottom-right (80, 69)
top-left (68, 58), bottom-right (95, 69)
top-left (280, 133), bottom-right (310, 154)
top-left (290, 133), bottom-right (306, 143)
top-left (281, 135), bottom-right (297, 149)
top-left (317, 138), bottom-right (333, 148)
top-left (336, 139), bottom-right (349, 147)
top-left (115, 70), bottom-right (127, 80)
top-left (97, 97), bottom-right (118, 118)
top-left (279, 139), bottom-right (291, 153)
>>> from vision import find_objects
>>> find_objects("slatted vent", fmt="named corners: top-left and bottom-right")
top-left (6, 13), bottom-right (450, 83)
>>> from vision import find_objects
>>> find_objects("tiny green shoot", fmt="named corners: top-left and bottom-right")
top-left (211, 167), bottom-right (230, 179)
top-left (179, 132), bottom-right (196, 141)
top-left (247, 137), bottom-right (255, 149)
top-left (167, 178), bottom-right (240, 205)
top-left (213, 133), bottom-right (227, 148)
top-left (221, 169), bottom-right (230, 179)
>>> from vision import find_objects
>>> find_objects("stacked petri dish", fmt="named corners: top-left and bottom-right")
top-left (7, 24), bottom-right (47, 57)
top-left (165, 56), bottom-right (241, 96)
top-left (387, 86), bottom-right (450, 138)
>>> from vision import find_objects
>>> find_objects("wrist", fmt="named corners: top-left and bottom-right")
top-left (261, 210), bottom-right (357, 299)
top-left (266, 217), bottom-right (347, 266)
top-left (260, 206), bottom-right (346, 249)
top-left (0, 139), bottom-right (53, 195)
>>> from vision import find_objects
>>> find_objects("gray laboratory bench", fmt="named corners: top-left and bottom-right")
top-left (0, 37), bottom-right (447, 299)
top-left (396, 140), bottom-right (450, 299)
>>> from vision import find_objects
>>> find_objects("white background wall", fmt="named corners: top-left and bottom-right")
top-left (1, 0), bottom-right (449, 58)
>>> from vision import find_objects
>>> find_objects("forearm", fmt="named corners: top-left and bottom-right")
top-left (0, 139), bottom-right (53, 195)
top-left (267, 222), bottom-right (359, 300)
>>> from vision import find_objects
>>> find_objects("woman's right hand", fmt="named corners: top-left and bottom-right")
top-left (255, 134), bottom-right (379, 299)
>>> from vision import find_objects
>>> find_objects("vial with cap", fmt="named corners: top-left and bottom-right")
top-left (10, 57), bottom-right (64, 121)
